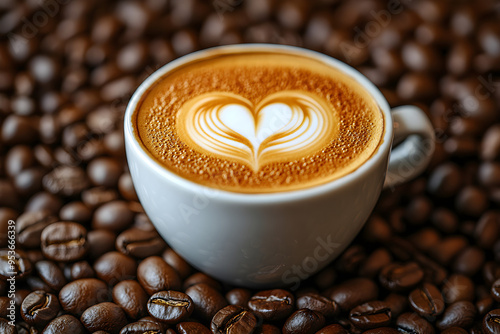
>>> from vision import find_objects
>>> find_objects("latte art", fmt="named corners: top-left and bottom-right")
top-left (177, 91), bottom-right (337, 171)
top-left (134, 51), bottom-right (384, 193)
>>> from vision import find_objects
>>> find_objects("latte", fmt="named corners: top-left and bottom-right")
top-left (133, 50), bottom-right (384, 193)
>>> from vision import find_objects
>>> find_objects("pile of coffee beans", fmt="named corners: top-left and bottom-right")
top-left (1, 0), bottom-right (500, 333)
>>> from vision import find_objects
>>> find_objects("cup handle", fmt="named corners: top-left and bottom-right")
top-left (384, 105), bottom-right (435, 189)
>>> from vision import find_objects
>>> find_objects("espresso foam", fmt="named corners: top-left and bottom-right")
top-left (133, 51), bottom-right (384, 193)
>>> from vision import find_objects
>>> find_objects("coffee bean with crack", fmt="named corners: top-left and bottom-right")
top-left (147, 290), bottom-right (194, 324)
top-left (211, 305), bottom-right (257, 334)
top-left (379, 262), bottom-right (424, 291)
top-left (16, 210), bottom-right (57, 248)
top-left (41, 222), bottom-right (88, 261)
top-left (42, 166), bottom-right (90, 197)
top-left (408, 283), bottom-right (445, 318)
top-left (349, 301), bottom-right (392, 330)
top-left (20, 290), bottom-right (60, 328)
top-left (116, 228), bottom-right (167, 258)
top-left (248, 289), bottom-right (294, 321)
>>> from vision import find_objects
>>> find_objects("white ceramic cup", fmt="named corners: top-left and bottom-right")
top-left (124, 44), bottom-right (435, 288)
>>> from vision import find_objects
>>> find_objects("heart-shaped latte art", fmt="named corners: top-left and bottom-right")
top-left (176, 91), bottom-right (338, 171)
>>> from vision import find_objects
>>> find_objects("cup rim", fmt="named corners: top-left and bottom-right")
top-left (124, 44), bottom-right (393, 204)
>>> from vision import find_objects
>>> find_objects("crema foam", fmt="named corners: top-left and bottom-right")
top-left (133, 51), bottom-right (384, 193)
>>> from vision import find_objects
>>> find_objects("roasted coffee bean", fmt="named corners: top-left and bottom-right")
top-left (0, 249), bottom-right (32, 279)
top-left (183, 272), bottom-right (222, 291)
top-left (64, 261), bottom-right (95, 280)
top-left (59, 201), bottom-right (92, 224)
top-left (118, 173), bottom-right (138, 201)
top-left (409, 229), bottom-right (440, 253)
top-left (335, 245), bottom-right (366, 274)
top-left (87, 229), bottom-right (116, 259)
top-left (16, 210), bottom-right (57, 248)
top-left (82, 187), bottom-right (119, 209)
top-left (349, 301), bottom-right (391, 330)
top-left (120, 320), bottom-right (167, 334)
top-left (327, 278), bottom-right (378, 311)
top-left (361, 216), bottom-right (392, 243)
top-left (186, 283), bottom-right (227, 321)
top-left (248, 289), bottom-right (294, 321)
top-left (430, 208), bottom-right (458, 234)
top-left (13, 167), bottom-right (43, 196)
top-left (226, 288), bottom-right (252, 308)
top-left (112, 280), bottom-right (148, 320)
top-left (483, 309), bottom-right (500, 334)
top-left (27, 275), bottom-right (52, 292)
top-left (133, 213), bottom-right (155, 231)
top-left (427, 163), bottom-right (462, 197)
top-left (94, 251), bottom-right (137, 285)
top-left (92, 200), bottom-right (134, 232)
top-left (87, 157), bottom-right (122, 187)
top-left (42, 166), bottom-right (90, 197)
top-left (483, 262), bottom-right (500, 286)
top-left (358, 248), bottom-right (393, 278)
top-left (42, 314), bottom-right (86, 334)
top-left (396, 72), bottom-right (437, 102)
top-left (5, 145), bottom-right (35, 177)
top-left (455, 186), bottom-right (489, 217)
top-left (379, 262), bottom-right (424, 291)
top-left (176, 321), bottom-right (211, 334)
top-left (408, 283), bottom-right (444, 318)
top-left (404, 196), bottom-right (432, 225)
top-left (475, 212), bottom-right (500, 249)
top-left (1, 115), bottom-right (38, 145)
top-left (396, 312), bottom-right (434, 334)
top-left (20, 290), bottom-right (60, 327)
top-left (211, 305), bottom-right (258, 334)
top-left (25, 192), bottom-right (63, 215)
top-left (482, 125), bottom-right (500, 160)
top-left (437, 301), bottom-right (476, 330)
top-left (116, 228), bottom-right (166, 258)
top-left (59, 278), bottom-right (111, 316)
top-left (296, 293), bottom-right (338, 318)
top-left (80, 302), bottom-right (128, 334)
top-left (138, 256), bottom-right (181, 295)
top-left (35, 260), bottom-right (66, 292)
top-left (41, 222), bottom-right (88, 262)
top-left (429, 236), bottom-right (468, 265)
top-left (0, 318), bottom-right (17, 334)
top-left (147, 290), bottom-right (193, 324)
top-left (117, 41), bottom-right (148, 73)
top-left (442, 274), bottom-right (474, 303)
top-left (401, 41), bottom-right (441, 72)
top-left (314, 324), bottom-right (348, 334)
top-left (162, 248), bottom-right (192, 280)
top-left (15, 289), bottom-right (31, 309)
top-left (282, 308), bottom-right (325, 334)
top-left (453, 246), bottom-right (485, 276)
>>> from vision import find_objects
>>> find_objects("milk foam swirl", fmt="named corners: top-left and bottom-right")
top-left (177, 91), bottom-right (337, 171)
